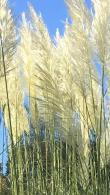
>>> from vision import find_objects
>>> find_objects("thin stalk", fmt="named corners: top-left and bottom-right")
top-left (0, 33), bottom-right (18, 195)
top-left (97, 62), bottom-right (105, 194)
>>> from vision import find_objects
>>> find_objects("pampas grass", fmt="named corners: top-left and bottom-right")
top-left (0, 0), bottom-right (110, 194)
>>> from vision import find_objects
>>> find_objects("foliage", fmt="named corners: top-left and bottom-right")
top-left (0, 0), bottom-right (110, 194)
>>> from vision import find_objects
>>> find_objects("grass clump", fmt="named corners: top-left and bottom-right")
top-left (0, 0), bottom-right (110, 194)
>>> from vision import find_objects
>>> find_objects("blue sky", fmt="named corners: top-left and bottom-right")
top-left (10, 0), bottom-right (68, 36)
top-left (9, 0), bottom-right (91, 37)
